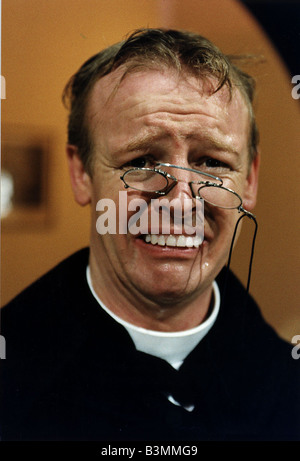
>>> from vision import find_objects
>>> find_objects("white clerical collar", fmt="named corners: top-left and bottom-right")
top-left (86, 266), bottom-right (220, 370)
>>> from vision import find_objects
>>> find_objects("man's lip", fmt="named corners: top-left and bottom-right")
top-left (134, 236), bottom-right (208, 257)
top-left (135, 237), bottom-right (202, 254)
top-left (134, 229), bottom-right (213, 241)
top-left (137, 233), bottom-right (204, 249)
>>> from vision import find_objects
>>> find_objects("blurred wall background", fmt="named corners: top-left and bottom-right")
top-left (1, 0), bottom-right (300, 341)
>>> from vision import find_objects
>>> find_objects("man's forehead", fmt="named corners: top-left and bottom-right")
top-left (86, 66), bottom-right (250, 142)
top-left (88, 66), bottom-right (238, 111)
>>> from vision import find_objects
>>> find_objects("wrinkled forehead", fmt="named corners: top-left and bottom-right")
top-left (86, 66), bottom-right (250, 140)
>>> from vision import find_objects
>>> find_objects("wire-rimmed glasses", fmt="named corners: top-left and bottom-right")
top-left (120, 162), bottom-right (258, 294)
top-left (120, 162), bottom-right (250, 215)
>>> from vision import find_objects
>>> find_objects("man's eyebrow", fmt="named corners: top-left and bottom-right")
top-left (187, 133), bottom-right (240, 156)
top-left (123, 132), bottom-right (239, 155)
top-left (125, 133), bottom-right (167, 152)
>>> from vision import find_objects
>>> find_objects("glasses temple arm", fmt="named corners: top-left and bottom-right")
top-left (238, 206), bottom-right (256, 220)
top-left (223, 211), bottom-right (258, 302)
top-left (155, 162), bottom-right (223, 185)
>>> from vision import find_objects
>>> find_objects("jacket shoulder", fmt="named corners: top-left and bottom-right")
top-left (2, 247), bottom-right (89, 310)
top-left (1, 248), bottom-right (90, 350)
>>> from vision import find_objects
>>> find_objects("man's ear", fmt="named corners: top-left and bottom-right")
top-left (66, 145), bottom-right (92, 206)
top-left (242, 152), bottom-right (260, 211)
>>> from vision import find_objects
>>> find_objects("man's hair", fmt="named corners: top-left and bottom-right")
top-left (62, 28), bottom-right (259, 175)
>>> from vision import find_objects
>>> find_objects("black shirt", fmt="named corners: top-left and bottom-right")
top-left (1, 248), bottom-right (299, 441)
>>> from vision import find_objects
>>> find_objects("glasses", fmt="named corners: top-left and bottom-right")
top-left (120, 162), bottom-right (249, 213)
top-left (120, 162), bottom-right (258, 295)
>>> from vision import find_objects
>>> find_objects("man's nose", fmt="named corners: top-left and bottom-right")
top-left (154, 171), bottom-right (198, 235)
top-left (166, 169), bottom-right (194, 201)
top-left (160, 170), bottom-right (196, 222)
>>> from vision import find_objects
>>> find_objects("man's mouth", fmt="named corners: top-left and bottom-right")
top-left (141, 234), bottom-right (203, 248)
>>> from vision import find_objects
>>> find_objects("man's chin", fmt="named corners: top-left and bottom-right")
top-left (133, 274), bottom-right (203, 306)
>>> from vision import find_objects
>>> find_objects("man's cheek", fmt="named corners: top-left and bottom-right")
top-left (127, 197), bottom-right (149, 235)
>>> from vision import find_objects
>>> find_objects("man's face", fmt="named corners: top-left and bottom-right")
top-left (69, 67), bottom-right (259, 316)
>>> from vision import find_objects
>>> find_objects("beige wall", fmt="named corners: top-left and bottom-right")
top-left (2, 0), bottom-right (300, 341)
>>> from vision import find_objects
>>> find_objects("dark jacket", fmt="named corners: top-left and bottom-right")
top-left (1, 248), bottom-right (299, 441)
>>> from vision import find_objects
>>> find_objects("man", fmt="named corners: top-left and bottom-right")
top-left (1, 28), bottom-right (299, 441)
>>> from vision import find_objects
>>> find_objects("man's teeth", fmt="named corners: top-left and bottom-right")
top-left (144, 234), bottom-right (203, 248)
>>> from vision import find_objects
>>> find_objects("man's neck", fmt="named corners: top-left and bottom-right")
top-left (87, 264), bottom-right (220, 369)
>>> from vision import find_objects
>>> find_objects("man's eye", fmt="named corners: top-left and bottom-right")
top-left (125, 157), bottom-right (151, 168)
top-left (204, 158), bottom-right (228, 168)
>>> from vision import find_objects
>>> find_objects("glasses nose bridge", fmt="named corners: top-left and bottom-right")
top-left (165, 163), bottom-right (194, 181)
top-left (164, 169), bottom-right (196, 200)
top-left (163, 163), bottom-right (206, 198)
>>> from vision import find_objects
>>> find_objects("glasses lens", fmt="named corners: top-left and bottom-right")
top-left (198, 184), bottom-right (242, 209)
top-left (123, 168), bottom-right (169, 192)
